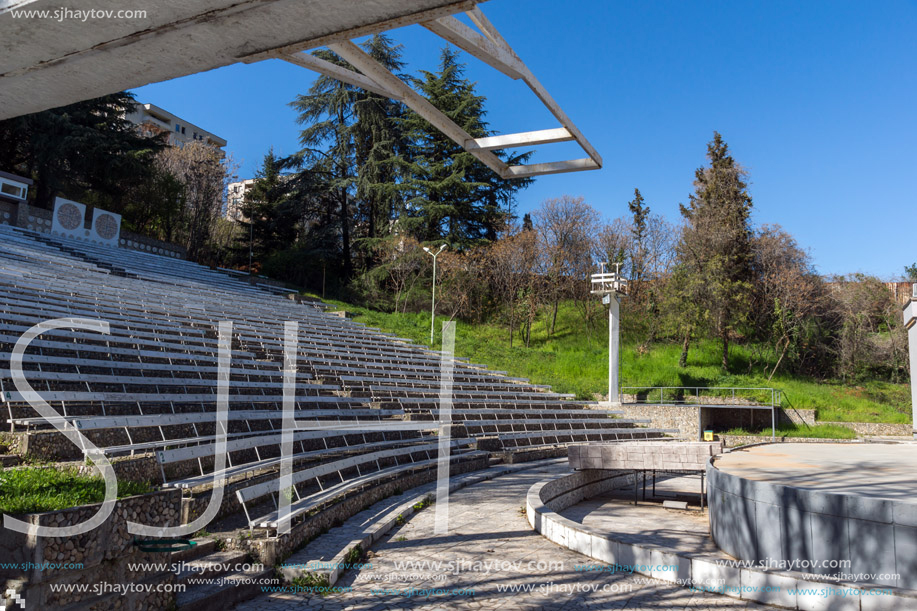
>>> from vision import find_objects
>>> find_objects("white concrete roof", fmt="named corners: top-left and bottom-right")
top-left (0, 0), bottom-right (475, 120)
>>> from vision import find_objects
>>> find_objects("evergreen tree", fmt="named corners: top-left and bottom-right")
top-left (290, 35), bottom-right (408, 277)
top-left (0, 92), bottom-right (162, 210)
top-left (290, 49), bottom-right (359, 276)
top-left (402, 48), bottom-right (531, 248)
top-left (677, 132), bottom-right (754, 370)
top-left (905, 263), bottom-right (917, 283)
top-left (235, 149), bottom-right (292, 269)
top-left (351, 34), bottom-right (408, 264)
top-left (627, 188), bottom-right (649, 299)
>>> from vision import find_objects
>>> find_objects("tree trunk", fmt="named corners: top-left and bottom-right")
top-left (550, 298), bottom-right (559, 335)
top-left (767, 336), bottom-right (790, 382)
top-left (721, 332), bottom-right (730, 371)
top-left (339, 189), bottom-right (352, 277)
top-left (679, 332), bottom-right (691, 368)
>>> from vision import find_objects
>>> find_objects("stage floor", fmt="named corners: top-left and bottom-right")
top-left (714, 442), bottom-right (917, 501)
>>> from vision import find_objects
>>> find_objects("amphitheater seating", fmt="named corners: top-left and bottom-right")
top-left (0, 223), bottom-right (675, 533)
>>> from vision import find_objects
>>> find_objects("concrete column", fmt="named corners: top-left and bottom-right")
top-left (608, 295), bottom-right (620, 406)
top-left (905, 299), bottom-right (917, 438)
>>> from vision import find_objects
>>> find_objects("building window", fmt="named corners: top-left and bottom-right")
top-left (175, 123), bottom-right (180, 132)
top-left (181, 127), bottom-right (186, 134)
top-left (0, 181), bottom-right (26, 199)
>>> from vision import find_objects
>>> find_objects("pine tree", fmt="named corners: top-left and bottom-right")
top-left (290, 49), bottom-right (359, 276)
top-left (0, 92), bottom-right (162, 210)
top-left (290, 35), bottom-right (409, 277)
top-left (235, 149), bottom-right (292, 268)
top-left (351, 34), bottom-right (408, 262)
top-left (402, 48), bottom-right (531, 248)
top-left (627, 188), bottom-right (649, 299)
top-left (677, 132), bottom-right (754, 370)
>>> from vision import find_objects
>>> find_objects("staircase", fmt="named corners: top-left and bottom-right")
top-left (171, 539), bottom-right (277, 611)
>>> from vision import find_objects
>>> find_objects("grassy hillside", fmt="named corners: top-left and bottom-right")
top-left (315, 296), bottom-right (911, 424)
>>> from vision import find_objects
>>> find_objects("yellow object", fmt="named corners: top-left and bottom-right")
top-left (703, 430), bottom-right (714, 441)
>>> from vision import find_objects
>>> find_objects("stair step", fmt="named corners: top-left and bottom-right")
top-left (175, 566), bottom-right (276, 611)
top-left (0, 455), bottom-right (21, 467)
top-left (169, 538), bottom-right (217, 563)
top-left (175, 549), bottom-right (250, 584)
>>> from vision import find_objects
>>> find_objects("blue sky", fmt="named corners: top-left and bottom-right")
top-left (131, 0), bottom-right (917, 279)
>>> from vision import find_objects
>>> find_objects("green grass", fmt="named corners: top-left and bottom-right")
top-left (0, 467), bottom-right (152, 514)
top-left (315, 295), bottom-right (911, 425)
top-left (722, 423), bottom-right (857, 439)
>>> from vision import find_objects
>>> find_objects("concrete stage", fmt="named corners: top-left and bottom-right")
top-left (707, 442), bottom-right (917, 590)
top-left (714, 442), bottom-right (917, 501)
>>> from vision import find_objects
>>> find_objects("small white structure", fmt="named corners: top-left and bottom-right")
top-left (52, 197), bottom-right (122, 247)
top-left (591, 263), bottom-right (628, 406)
top-left (904, 286), bottom-right (917, 438)
top-left (0, 170), bottom-right (31, 204)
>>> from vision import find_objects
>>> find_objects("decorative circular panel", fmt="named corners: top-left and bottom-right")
top-left (56, 203), bottom-right (82, 230)
top-left (95, 213), bottom-right (119, 239)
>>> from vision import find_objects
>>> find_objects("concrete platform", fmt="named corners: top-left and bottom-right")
top-left (714, 442), bottom-right (917, 501)
top-left (708, 442), bottom-right (917, 590)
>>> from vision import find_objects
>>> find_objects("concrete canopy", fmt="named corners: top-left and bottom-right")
top-left (0, 0), bottom-right (476, 120)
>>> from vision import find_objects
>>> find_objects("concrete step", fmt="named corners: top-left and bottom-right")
top-left (170, 537), bottom-right (218, 563)
top-left (175, 566), bottom-right (276, 611)
top-left (0, 455), bottom-right (21, 467)
top-left (175, 549), bottom-right (250, 585)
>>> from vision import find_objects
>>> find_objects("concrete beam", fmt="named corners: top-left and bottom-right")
top-left (468, 127), bottom-right (573, 151)
top-left (0, 0), bottom-right (476, 120)
top-left (278, 52), bottom-right (402, 100)
top-left (327, 40), bottom-right (509, 177)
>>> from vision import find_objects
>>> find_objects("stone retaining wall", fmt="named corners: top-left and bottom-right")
top-left (615, 404), bottom-right (700, 440)
top-left (718, 435), bottom-right (863, 448)
top-left (119, 229), bottom-right (186, 259)
top-left (0, 489), bottom-right (182, 610)
top-left (242, 453), bottom-right (490, 567)
top-left (819, 421), bottom-right (912, 437)
top-left (0, 199), bottom-right (16, 225)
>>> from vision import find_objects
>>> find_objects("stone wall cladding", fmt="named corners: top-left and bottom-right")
top-left (0, 199), bottom-right (16, 225)
top-left (568, 441), bottom-right (723, 471)
top-left (718, 435), bottom-right (864, 448)
top-left (819, 421), bottom-right (911, 437)
top-left (616, 404), bottom-right (699, 440)
top-left (617, 404), bottom-right (842, 440)
top-left (78, 454), bottom-right (162, 485)
top-left (0, 489), bottom-right (182, 609)
top-left (119, 229), bottom-right (186, 259)
top-left (708, 452), bottom-right (917, 590)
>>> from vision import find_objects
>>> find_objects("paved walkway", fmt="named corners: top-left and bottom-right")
top-left (236, 462), bottom-right (776, 610)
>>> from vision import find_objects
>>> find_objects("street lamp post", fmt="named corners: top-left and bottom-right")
top-left (423, 244), bottom-right (447, 345)
top-left (590, 262), bottom-right (628, 405)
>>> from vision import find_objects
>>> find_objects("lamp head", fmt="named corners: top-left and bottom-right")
top-left (438, 244), bottom-right (447, 253)
top-left (423, 246), bottom-right (431, 253)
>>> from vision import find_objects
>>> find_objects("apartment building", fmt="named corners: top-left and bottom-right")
top-left (125, 102), bottom-right (227, 149)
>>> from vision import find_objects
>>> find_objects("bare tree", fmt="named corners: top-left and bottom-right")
top-left (157, 142), bottom-right (235, 261)
top-left (486, 227), bottom-right (538, 347)
top-left (534, 196), bottom-right (601, 335)
top-left (751, 225), bottom-right (827, 380)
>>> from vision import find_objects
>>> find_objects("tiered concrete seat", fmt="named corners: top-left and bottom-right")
top-left (0, 223), bottom-right (675, 532)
